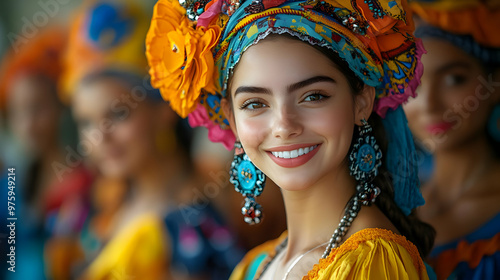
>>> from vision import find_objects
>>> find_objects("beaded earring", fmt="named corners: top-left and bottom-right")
top-left (321, 118), bottom-right (383, 258)
top-left (229, 141), bottom-right (266, 224)
top-left (349, 118), bottom-right (383, 206)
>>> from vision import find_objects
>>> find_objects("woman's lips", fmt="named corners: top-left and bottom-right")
top-left (267, 144), bottom-right (321, 168)
top-left (425, 122), bottom-right (454, 134)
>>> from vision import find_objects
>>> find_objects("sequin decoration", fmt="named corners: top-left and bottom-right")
top-left (180, 0), bottom-right (211, 20)
top-left (365, 0), bottom-right (386, 19)
top-left (222, 0), bottom-right (241, 16)
top-left (341, 13), bottom-right (368, 35)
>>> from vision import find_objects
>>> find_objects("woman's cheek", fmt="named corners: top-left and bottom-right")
top-left (235, 113), bottom-right (269, 154)
top-left (310, 105), bottom-right (352, 133)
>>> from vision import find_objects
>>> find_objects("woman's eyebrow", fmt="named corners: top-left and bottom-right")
top-left (287, 76), bottom-right (336, 92)
top-left (234, 86), bottom-right (272, 96)
top-left (436, 61), bottom-right (473, 74)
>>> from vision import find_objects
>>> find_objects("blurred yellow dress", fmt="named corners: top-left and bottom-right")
top-left (81, 213), bottom-right (169, 280)
top-left (230, 228), bottom-right (429, 280)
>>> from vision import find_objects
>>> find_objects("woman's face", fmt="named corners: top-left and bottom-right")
top-left (224, 37), bottom-right (372, 191)
top-left (7, 74), bottom-right (62, 155)
top-left (72, 77), bottom-right (165, 178)
top-left (404, 38), bottom-right (499, 152)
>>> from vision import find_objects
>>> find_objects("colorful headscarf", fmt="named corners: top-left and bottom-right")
top-left (411, 0), bottom-right (500, 66)
top-left (61, 0), bottom-right (161, 102)
top-left (146, 0), bottom-right (425, 215)
top-left (0, 27), bottom-right (67, 110)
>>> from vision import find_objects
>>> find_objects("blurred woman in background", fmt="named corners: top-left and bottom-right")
top-left (405, 1), bottom-right (500, 279)
top-left (0, 27), bottom-right (93, 280)
top-left (66, 1), bottom-right (245, 279)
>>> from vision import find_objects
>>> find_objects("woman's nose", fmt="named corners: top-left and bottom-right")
top-left (271, 106), bottom-right (303, 140)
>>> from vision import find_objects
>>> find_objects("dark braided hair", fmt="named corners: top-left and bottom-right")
top-left (366, 114), bottom-right (435, 257)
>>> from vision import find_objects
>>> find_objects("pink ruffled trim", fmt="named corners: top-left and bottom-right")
top-left (197, 0), bottom-right (222, 28)
top-left (373, 39), bottom-right (426, 118)
top-left (188, 104), bottom-right (236, 150)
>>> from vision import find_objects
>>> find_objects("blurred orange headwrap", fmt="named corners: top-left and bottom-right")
top-left (60, 0), bottom-right (151, 103)
top-left (411, 0), bottom-right (500, 48)
top-left (0, 27), bottom-right (67, 110)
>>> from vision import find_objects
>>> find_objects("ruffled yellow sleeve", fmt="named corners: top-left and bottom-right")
top-left (304, 228), bottom-right (429, 280)
top-left (81, 213), bottom-right (170, 280)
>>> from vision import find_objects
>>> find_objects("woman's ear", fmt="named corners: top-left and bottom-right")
top-left (354, 85), bottom-right (376, 125)
top-left (221, 98), bottom-right (238, 137)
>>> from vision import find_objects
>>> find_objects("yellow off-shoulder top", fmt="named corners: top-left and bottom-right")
top-left (80, 213), bottom-right (170, 280)
top-left (230, 228), bottom-right (430, 280)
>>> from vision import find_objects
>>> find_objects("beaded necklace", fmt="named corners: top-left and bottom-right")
top-left (256, 193), bottom-right (365, 279)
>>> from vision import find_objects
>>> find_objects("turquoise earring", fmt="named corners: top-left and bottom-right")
top-left (229, 141), bottom-right (266, 224)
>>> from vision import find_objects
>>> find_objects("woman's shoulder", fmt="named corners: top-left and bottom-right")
top-left (304, 228), bottom-right (429, 280)
top-left (430, 212), bottom-right (500, 280)
top-left (229, 231), bottom-right (288, 280)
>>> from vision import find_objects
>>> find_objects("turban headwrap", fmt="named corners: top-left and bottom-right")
top-left (146, 0), bottom-right (426, 215)
top-left (411, 0), bottom-right (500, 67)
top-left (62, 0), bottom-right (162, 102)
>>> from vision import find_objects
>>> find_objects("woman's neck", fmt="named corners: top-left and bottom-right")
top-left (113, 153), bottom-right (190, 234)
top-left (131, 153), bottom-right (188, 204)
top-left (280, 163), bottom-right (356, 262)
top-left (432, 135), bottom-right (495, 195)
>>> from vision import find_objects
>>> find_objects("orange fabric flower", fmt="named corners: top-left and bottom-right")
top-left (146, 0), bottom-right (221, 118)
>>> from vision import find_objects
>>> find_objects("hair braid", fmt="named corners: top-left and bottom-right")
top-left (369, 115), bottom-right (436, 257)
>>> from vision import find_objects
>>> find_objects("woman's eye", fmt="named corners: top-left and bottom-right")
top-left (303, 92), bottom-right (329, 102)
top-left (240, 100), bottom-right (267, 110)
top-left (444, 74), bottom-right (467, 86)
top-left (109, 110), bottom-right (128, 121)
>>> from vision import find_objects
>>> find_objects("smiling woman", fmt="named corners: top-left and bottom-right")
top-left (145, 0), bottom-right (436, 279)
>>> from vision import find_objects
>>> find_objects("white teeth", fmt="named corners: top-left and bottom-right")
top-left (271, 145), bottom-right (317, 159)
